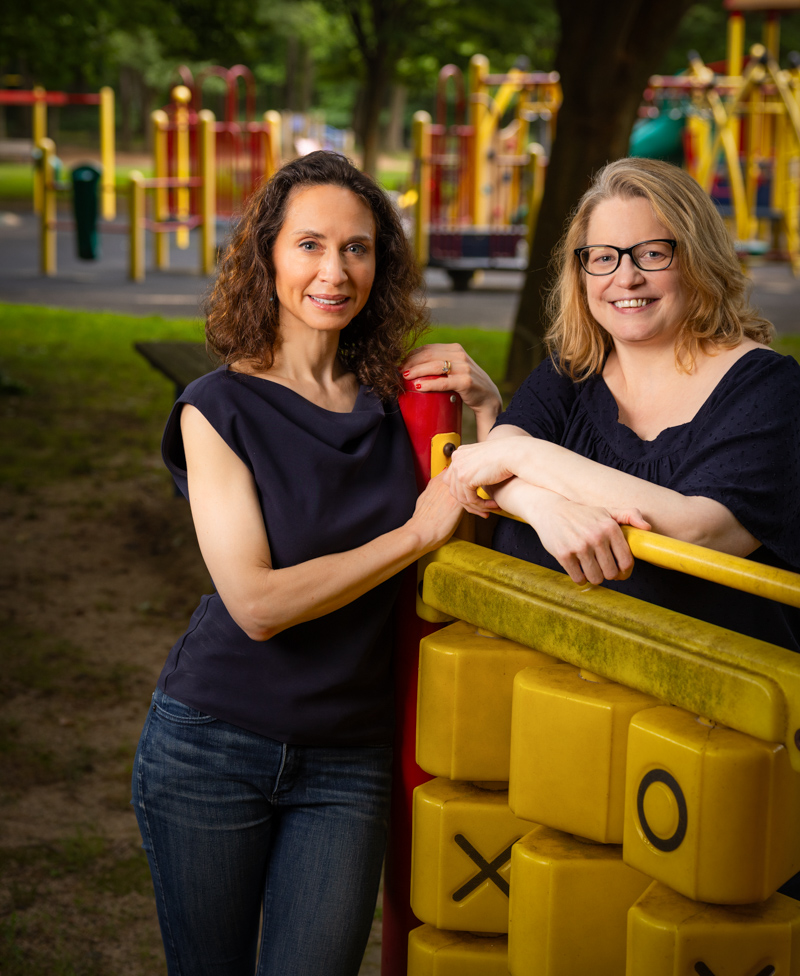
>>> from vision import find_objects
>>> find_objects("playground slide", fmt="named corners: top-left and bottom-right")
top-left (628, 113), bottom-right (685, 166)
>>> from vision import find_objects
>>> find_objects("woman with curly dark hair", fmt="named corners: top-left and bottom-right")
top-left (131, 150), bottom-right (502, 976)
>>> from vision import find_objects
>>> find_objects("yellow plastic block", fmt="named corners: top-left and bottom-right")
top-left (509, 666), bottom-right (660, 842)
top-left (408, 924), bottom-right (508, 975)
top-left (627, 880), bottom-right (800, 976)
top-left (411, 778), bottom-right (530, 933)
top-left (508, 825), bottom-right (651, 976)
top-left (624, 705), bottom-right (800, 904)
top-left (421, 539), bottom-right (800, 770)
top-left (417, 621), bottom-right (559, 781)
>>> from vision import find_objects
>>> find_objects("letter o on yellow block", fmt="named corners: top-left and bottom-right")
top-left (509, 666), bottom-right (660, 842)
top-left (508, 825), bottom-right (650, 976)
top-left (411, 778), bottom-right (531, 934)
top-left (624, 706), bottom-right (800, 904)
top-left (627, 881), bottom-right (800, 976)
top-left (408, 924), bottom-right (508, 976)
top-left (417, 621), bottom-right (560, 782)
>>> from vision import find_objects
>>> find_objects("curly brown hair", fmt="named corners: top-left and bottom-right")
top-left (204, 151), bottom-right (428, 399)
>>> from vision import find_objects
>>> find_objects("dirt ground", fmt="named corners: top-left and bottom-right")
top-left (0, 468), bottom-right (382, 973)
top-left (1, 465), bottom-right (210, 974)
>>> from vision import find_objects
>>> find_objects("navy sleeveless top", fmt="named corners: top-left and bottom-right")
top-left (157, 365), bottom-right (418, 745)
top-left (493, 349), bottom-right (800, 651)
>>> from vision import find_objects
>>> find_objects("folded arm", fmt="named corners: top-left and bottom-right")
top-left (182, 405), bottom-right (463, 642)
top-left (491, 476), bottom-right (652, 584)
top-left (446, 424), bottom-right (760, 558)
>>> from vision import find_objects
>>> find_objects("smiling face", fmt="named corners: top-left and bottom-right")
top-left (582, 195), bottom-right (688, 352)
top-left (271, 183), bottom-right (377, 340)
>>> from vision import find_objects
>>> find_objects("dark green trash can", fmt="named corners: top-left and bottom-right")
top-left (71, 163), bottom-right (102, 260)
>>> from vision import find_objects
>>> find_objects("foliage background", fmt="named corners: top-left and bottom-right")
top-left (2, 0), bottom-right (798, 149)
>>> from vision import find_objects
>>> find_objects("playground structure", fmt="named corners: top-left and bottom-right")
top-left (635, 0), bottom-right (800, 271)
top-left (124, 69), bottom-right (282, 280)
top-left (30, 64), bottom-right (285, 279)
top-left (0, 85), bottom-right (115, 218)
top-left (160, 65), bottom-right (281, 222)
top-left (411, 55), bottom-right (561, 289)
top-left (383, 384), bottom-right (800, 976)
top-left (34, 90), bottom-right (220, 280)
top-left (27, 64), bottom-right (358, 280)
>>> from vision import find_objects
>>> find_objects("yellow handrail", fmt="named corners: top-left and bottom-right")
top-left (476, 493), bottom-right (800, 609)
top-left (412, 111), bottom-right (432, 267)
top-left (622, 526), bottom-right (800, 609)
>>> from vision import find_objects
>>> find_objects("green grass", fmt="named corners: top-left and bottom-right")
top-left (0, 162), bottom-right (155, 206)
top-left (378, 167), bottom-right (411, 192)
top-left (0, 163), bottom-right (35, 201)
top-left (0, 304), bottom-right (509, 491)
top-left (425, 326), bottom-right (511, 383)
top-left (377, 150), bottom-right (412, 192)
top-left (774, 333), bottom-right (800, 358)
top-left (0, 305), bottom-right (205, 490)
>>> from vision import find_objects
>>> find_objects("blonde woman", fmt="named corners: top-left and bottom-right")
top-left (446, 157), bottom-right (800, 651)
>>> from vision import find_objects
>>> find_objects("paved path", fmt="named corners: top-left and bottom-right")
top-left (2, 211), bottom-right (797, 333)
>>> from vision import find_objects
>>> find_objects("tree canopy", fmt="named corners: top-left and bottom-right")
top-left (4, 0), bottom-right (796, 154)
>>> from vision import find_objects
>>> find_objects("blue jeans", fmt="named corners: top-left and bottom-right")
top-left (132, 688), bottom-right (392, 976)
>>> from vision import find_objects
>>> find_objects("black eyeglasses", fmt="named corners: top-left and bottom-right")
top-left (574, 239), bottom-right (677, 275)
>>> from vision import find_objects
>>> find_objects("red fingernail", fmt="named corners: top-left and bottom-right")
top-left (403, 370), bottom-right (410, 376)
top-left (415, 383), bottom-right (422, 389)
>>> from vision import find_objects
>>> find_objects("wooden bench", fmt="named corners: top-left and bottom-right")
top-left (135, 341), bottom-right (220, 399)
top-left (135, 341), bottom-right (221, 495)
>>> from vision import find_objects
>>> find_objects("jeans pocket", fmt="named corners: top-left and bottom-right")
top-left (151, 688), bottom-right (218, 726)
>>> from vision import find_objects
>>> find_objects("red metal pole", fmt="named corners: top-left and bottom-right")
top-left (381, 379), bottom-right (461, 976)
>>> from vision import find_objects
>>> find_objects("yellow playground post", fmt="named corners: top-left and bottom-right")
top-left (128, 110), bottom-right (216, 282)
top-left (264, 110), bottom-right (283, 178)
top-left (32, 87), bottom-right (47, 214)
top-left (99, 86), bottom-right (116, 221)
top-left (22, 85), bottom-right (116, 219)
top-left (35, 137), bottom-right (57, 276)
top-left (172, 85), bottom-right (192, 250)
top-left (412, 111), bottom-right (432, 268)
top-left (151, 109), bottom-right (171, 270)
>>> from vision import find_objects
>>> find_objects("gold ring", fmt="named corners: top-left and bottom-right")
top-left (442, 360), bottom-right (451, 375)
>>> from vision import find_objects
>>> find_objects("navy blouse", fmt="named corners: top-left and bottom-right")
top-left (493, 349), bottom-right (800, 651)
top-left (158, 366), bottom-right (418, 745)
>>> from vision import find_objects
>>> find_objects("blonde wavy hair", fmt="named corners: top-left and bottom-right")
top-left (545, 157), bottom-right (773, 380)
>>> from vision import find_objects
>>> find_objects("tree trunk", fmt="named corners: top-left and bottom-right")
top-left (359, 52), bottom-right (390, 176)
top-left (142, 81), bottom-right (154, 153)
top-left (119, 65), bottom-right (133, 153)
top-left (285, 35), bottom-right (299, 112)
top-left (384, 83), bottom-right (407, 153)
top-left (300, 43), bottom-right (314, 114)
top-left (505, 0), bottom-right (694, 390)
